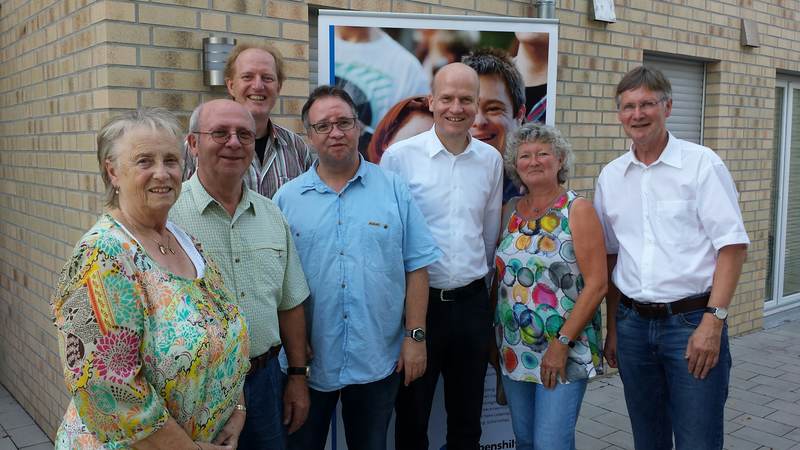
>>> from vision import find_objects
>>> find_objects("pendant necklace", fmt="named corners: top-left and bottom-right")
top-left (153, 233), bottom-right (175, 255)
top-left (526, 189), bottom-right (565, 215)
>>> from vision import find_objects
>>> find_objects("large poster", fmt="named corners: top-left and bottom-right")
top-left (317, 11), bottom-right (559, 450)
top-left (318, 11), bottom-right (558, 162)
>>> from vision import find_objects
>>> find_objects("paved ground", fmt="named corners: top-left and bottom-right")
top-left (2, 313), bottom-right (799, 449)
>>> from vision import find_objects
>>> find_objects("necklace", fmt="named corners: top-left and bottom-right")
top-left (524, 189), bottom-right (565, 215)
top-left (153, 233), bottom-right (175, 255)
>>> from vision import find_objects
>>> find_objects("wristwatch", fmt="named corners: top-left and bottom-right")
top-left (704, 306), bottom-right (728, 320)
top-left (556, 332), bottom-right (575, 348)
top-left (405, 327), bottom-right (426, 342)
top-left (287, 366), bottom-right (310, 377)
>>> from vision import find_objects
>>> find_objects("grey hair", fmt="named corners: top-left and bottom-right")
top-left (188, 102), bottom-right (204, 133)
top-left (504, 122), bottom-right (574, 187)
top-left (97, 108), bottom-right (183, 208)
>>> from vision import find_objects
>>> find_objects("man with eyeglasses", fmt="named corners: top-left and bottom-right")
top-left (183, 43), bottom-right (313, 199)
top-left (170, 99), bottom-right (312, 450)
top-left (594, 66), bottom-right (748, 449)
top-left (273, 86), bottom-right (440, 450)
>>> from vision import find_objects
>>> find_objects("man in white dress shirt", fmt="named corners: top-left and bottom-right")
top-left (381, 62), bottom-right (503, 450)
top-left (594, 66), bottom-right (749, 450)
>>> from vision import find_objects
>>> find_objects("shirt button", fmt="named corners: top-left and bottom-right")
top-left (234, 257), bottom-right (240, 263)
top-left (240, 292), bottom-right (245, 298)
top-left (339, 251), bottom-right (344, 255)
top-left (341, 283), bottom-right (346, 288)
top-left (344, 315), bottom-right (348, 319)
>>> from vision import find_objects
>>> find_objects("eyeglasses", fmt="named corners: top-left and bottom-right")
top-left (195, 130), bottom-right (256, 145)
top-left (620, 97), bottom-right (667, 114)
top-left (308, 117), bottom-right (357, 134)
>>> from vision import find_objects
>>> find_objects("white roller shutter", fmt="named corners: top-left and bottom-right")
top-left (643, 54), bottom-right (705, 144)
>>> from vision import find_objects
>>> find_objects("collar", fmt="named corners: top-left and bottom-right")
top-left (186, 174), bottom-right (254, 215)
top-left (623, 131), bottom-right (682, 174)
top-left (299, 154), bottom-right (368, 194)
top-left (426, 126), bottom-right (475, 158)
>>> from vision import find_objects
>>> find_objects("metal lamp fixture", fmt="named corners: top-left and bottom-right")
top-left (203, 37), bottom-right (237, 86)
top-left (534, 0), bottom-right (555, 19)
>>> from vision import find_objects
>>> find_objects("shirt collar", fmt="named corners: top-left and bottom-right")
top-left (623, 131), bottom-right (682, 174)
top-left (186, 173), bottom-right (254, 215)
top-left (426, 126), bottom-right (475, 158)
top-left (300, 154), bottom-right (368, 194)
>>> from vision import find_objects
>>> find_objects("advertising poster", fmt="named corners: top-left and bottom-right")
top-left (317, 10), bottom-right (559, 450)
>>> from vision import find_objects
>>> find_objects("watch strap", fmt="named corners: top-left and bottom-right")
top-left (287, 366), bottom-right (309, 377)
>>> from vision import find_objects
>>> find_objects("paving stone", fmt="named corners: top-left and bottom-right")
top-left (576, 430), bottom-right (612, 449)
top-left (783, 427), bottom-right (800, 442)
top-left (600, 430), bottom-right (636, 450)
top-left (20, 445), bottom-right (53, 450)
top-left (732, 413), bottom-right (795, 436)
top-left (729, 387), bottom-right (780, 406)
top-left (579, 402), bottom-right (610, 419)
top-left (764, 410), bottom-right (800, 430)
top-left (736, 362), bottom-right (786, 378)
top-left (7, 425), bottom-right (48, 448)
top-left (593, 411), bottom-right (632, 434)
top-left (0, 437), bottom-right (15, 450)
top-left (723, 435), bottom-right (764, 450)
top-left (577, 416), bottom-right (617, 438)
top-left (765, 399), bottom-right (800, 416)
top-left (731, 426), bottom-right (797, 450)
top-left (750, 384), bottom-right (800, 402)
top-left (726, 397), bottom-right (778, 418)
top-left (0, 409), bottom-right (33, 430)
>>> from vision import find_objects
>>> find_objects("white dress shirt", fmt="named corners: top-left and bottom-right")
top-left (381, 128), bottom-right (503, 289)
top-left (593, 133), bottom-right (750, 303)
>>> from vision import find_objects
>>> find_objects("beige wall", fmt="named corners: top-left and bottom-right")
top-left (0, 0), bottom-right (796, 438)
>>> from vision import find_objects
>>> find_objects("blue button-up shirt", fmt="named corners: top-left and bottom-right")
top-left (274, 158), bottom-right (441, 391)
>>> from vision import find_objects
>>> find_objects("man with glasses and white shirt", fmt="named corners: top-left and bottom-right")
top-left (274, 86), bottom-right (440, 450)
top-left (594, 66), bottom-right (749, 450)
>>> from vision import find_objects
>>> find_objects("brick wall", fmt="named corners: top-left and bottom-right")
top-left (1, 0), bottom-right (797, 438)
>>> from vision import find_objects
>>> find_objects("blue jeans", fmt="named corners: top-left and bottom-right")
top-left (288, 372), bottom-right (400, 450)
top-left (615, 302), bottom-right (731, 450)
top-left (238, 356), bottom-right (287, 450)
top-left (501, 375), bottom-right (587, 450)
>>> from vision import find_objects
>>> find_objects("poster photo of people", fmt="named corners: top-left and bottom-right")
top-left (318, 11), bottom-right (558, 165)
top-left (317, 11), bottom-right (559, 450)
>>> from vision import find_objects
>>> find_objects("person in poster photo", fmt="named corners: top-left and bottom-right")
top-left (512, 32), bottom-right (549, 123)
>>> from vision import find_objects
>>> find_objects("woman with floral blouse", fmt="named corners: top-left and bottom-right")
top-left (52, 108), bottom-right (250, 449)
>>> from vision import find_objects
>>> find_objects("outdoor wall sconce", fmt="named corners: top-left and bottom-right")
top-left (203, 37), bottom-right (237, 86)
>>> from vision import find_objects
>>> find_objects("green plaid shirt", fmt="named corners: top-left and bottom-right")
top-left (170, 175), bottom-right (309, 358)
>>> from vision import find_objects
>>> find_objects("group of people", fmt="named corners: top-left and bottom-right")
top-left (51, 40), bottom-right (748, 450)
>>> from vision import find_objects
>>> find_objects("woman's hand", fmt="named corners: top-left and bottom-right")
top-left (211, 408), bottom-right (245, 448)
top-left (540, 339), bottom-right (569, 389)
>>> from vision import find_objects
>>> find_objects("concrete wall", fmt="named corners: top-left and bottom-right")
top-left (0, 0), bottom-right (796, 438)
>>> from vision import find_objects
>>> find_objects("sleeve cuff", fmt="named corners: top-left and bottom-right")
top-left (712, 232), bottom-right (750, 251)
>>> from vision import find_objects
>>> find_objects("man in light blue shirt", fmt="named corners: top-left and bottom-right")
top-left (274, 85), bottom-right (440, 450)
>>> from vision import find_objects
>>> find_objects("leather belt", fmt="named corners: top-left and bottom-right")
top-left (430, 279), bottom-right (485, 302)
top-left (248, 344), bottom-right (282, 375)
top-left (620, 292), bottom-right (710, 319)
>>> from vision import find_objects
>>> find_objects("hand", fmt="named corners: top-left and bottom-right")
top-left (396, 338), bottom-right (426, 386)
top-left (540, 339), bottom-right (569, 389)
top-left (283, 375), bottom-right (310, 434)
top-left (211, 408), bottom-right (245, 449)
top-left (685, 315), bottom-right (723, 379)
top-left (604, 329), bottom-right (618, 369)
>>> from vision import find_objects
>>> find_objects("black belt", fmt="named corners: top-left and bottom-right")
top-left (430, 279), bottom-right (485, 302)
top-left (248, 344), bottom-right (282, 375)
top-left (620, 292), bottom-right (710, 319)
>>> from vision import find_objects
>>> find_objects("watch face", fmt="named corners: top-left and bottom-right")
top-left (558, 335), bottom-right (570, 345)
top-left (714, 308), bottom-right (728, 320)
top-left (411, 328), bottom-right (425, 341)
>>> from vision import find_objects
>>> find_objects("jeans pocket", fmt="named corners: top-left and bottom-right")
top-left (616, 303), bottom-right (632, 322)
top-left (677, 309), bottom-right (705, 328)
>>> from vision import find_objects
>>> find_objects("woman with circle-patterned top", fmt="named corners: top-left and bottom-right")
top-left (51, 108), bottom-right (250, 450)
top-left (493, 122), bottom-right (607, 450)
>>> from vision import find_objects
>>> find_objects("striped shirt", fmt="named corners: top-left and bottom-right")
top-left (184, 120), bottom-right (314, 199)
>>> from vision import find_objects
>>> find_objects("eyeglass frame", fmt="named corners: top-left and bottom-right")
top-left (193, 129), bottom-right (256, 145)
top-left (618, 96), bottom-right (669, 115)
top-left (308, 117), bottom-right (358, 134)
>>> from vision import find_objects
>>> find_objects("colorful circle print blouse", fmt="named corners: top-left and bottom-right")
top-left (495, 191), bottom-right (603, 383)
top-left (51, 214), bottom-right (250, 449)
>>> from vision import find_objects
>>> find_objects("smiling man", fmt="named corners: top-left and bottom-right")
top-left (381, 63), bottom-right (503, 450)
top-left (463, 48), bottom-right (526, 203)
top-left (170, 99), bottom-right (312, 450)
top-left (594, 66), bottom-right (749, 450)
top-left (274, 86), bottom-right (440, 450)
top-left (183, 43), bottom-right (313, 198)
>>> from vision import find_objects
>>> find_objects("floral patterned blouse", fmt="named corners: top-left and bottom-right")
top-left (495, 191), bottom-right (603, 383)
top-left (52, 214), bottom-right (250, 449)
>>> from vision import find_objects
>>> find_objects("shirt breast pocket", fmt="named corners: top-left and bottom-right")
top-left (655, 200), bottom-right (701, 246)
top-left (362, 221), bottom-right (402, 273)
top-left (245, 242), bottom-right (287, 294)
